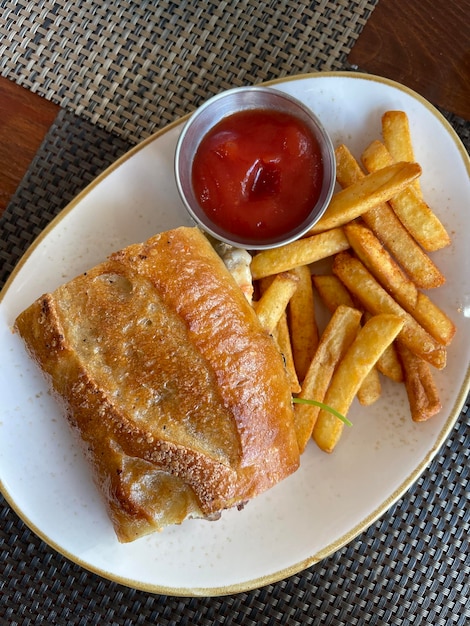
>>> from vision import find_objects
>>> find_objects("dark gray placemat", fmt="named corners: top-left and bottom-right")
top-left (1, 105), bottom-right (469, 626)
top-left (0, 108), bottom-right (133, 285)
top-left (1, 0), bottom-right (469, 622)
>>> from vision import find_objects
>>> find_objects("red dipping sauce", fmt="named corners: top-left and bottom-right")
top-left (191, 109), bottom-right (324, 242)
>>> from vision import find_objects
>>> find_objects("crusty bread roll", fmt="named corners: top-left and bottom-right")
top-left (15, 227), bottom-right (299, 542)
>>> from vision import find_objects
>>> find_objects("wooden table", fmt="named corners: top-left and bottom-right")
top-left (0, 77), bottom-right (59, 215)
top-left (348, 0), bottom-right (470, 121)
top-left (0, 0), bottom-right (468, 218)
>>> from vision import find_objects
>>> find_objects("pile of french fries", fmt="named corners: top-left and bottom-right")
top-left (250, 111), bottom-right (455, 454)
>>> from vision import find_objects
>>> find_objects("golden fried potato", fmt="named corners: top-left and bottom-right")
top-left (356, 366), bottom-right (382, 406)
top-left (311, 273), bottom-right (381, 403)
top-left (363, 311), bottom-right (404, 383)
top-left (272, 312), bottom-right (301, 394)
top-left (294, 305), bottom-right (362, 453)
top-left (396, 341), bottom-right (442, 422)
top-left (382, 110), bottom-right (421, 197)
top-left (361, 140), bottom-right (450, 251)
top-left (334, 144), bottom-right (445, 289)
top-left (288, 265), bottom-right (319, 382)
top-left (250, 228), bottom-right (349, 280)
top-left (313, 273), bottom-right (402, 384)
top-left (344, 222), bottom-right (456, 346)
top-left (332, 252), bottom-right (446, 369)
top-left (312, 273), bottom-right (355, 310)
top-left (253, 271), bottom-right (298, 334)
top-left (313, 314), bottom-right (404, 453)
top-left (258, 275), bottom-right (301, 392)
top-left (308, 161), bottom-right (421, 234)
top-left (362, 204), bottom-right (445, 289)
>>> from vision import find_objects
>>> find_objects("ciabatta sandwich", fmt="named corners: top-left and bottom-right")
top-left (15, 227), bottom-right (299, 542)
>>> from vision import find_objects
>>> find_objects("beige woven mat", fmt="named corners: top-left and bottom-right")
top-left (0, 0), bottom-right (376, 143)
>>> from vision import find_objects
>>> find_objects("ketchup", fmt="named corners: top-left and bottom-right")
top-left (192, 109), bottom-right (324, 242)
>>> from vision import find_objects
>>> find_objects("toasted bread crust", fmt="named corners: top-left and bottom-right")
top-left (15, 227), bottom-right (299, 540)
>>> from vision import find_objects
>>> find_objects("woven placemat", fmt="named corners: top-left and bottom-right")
top-left (1, 0), bottom-right (469, 623)
top-left (1, 106), bottom-right (469, 625)
top-left (0, 0), bottom-right (377, 144)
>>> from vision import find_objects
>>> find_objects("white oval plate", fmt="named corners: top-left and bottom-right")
top-left (1, 72), bottom-right (469, 596)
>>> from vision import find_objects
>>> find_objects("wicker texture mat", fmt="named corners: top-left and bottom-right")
top-left (0, 0), bottom-right (376, 143)
top-left (1, 0), bottom-right (469, 623)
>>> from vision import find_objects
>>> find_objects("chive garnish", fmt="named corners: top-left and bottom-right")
top-left (292, 397), bottom-right (352, 427)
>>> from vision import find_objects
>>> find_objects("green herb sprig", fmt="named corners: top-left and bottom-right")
top-left (292, 397), bottom-right (352, 427)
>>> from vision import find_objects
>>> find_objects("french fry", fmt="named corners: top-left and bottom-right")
top-left (257, 275), bottom-right (275, 293)
top-left (396, 342), bottom-right (442, 422)
top-left (361, 140), bottom-right (450, 251)
top-left (313, 314), bottom-right (404, 453)
top-left (382, 111), bottom-right (416, 164)
top-left (253, 271), bottom-right (299, 334)
top-left (259, 276), bottom-right (301, 392)
top-left (362, 311), bottom-right (404, 383)
top-left (344, 222), bottom-right (456, 346)
top-left (332, 252), bottom-right (447, 369)
top-left (356, 364), bottom-right (382, 407)
top-left (313, 274), bottom-right (403, 383)
top-left (334, 144), bottom-right (364, 188)
top-left (308, 161), bottom-right (421, 234)
top-left (311, 273), bottom-right (381, 403)
top-left (382, 110), bottom-right (421, 197)
top-left (250, 228), bottom-right (349, 280)
top-left (294, 305), bottom-right (362, 453)
top-left (272, 312), bottom-right (301, 394)
top-left (254, 111), bottom-right (453, 450)
top-left (288, 265), bottom-right (319, 381)
top-left (361, 204), bottom-right (445, 289)
top-left (312, 273), bottom-right (357, 311)
top-left (335, 144), bottom-right (445, 289)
